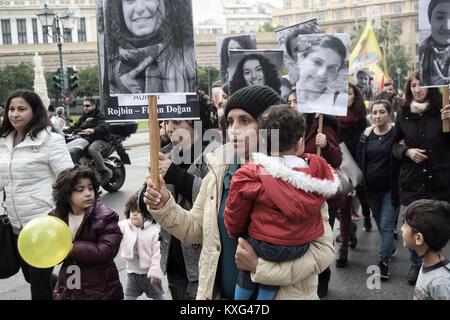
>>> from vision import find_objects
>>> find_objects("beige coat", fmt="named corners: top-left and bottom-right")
top-left (149, 143), bottom-right (335, 300)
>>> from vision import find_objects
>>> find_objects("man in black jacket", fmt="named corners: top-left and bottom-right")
top-left (65, 98), bottom-right (112, 183)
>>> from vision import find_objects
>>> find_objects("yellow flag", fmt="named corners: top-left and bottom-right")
top-left (349, 21), bottom-right (390, 91)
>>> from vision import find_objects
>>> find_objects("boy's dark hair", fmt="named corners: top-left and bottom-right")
top-left (84, 98), bottom-right (97, 106)
top-left (258, 104), bottom-right (306, 153)
top-left (52, 165), bottom-right (101, 216)
top-left (124, 195), bottom-right (139, 219)
top-left (405, 199), bottom-right (450, 252)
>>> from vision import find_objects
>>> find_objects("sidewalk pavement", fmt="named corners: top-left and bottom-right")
top-left (123, 129), bottom-right (150, 148)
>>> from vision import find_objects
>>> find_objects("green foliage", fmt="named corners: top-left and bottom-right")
top-left (350, 19), bottom-right (410, 89)
top-left (375, 20), bottom-right (402, 58)
top-left (350, 22), bottom-right (365, 48)
top-left (351, 19), bottom-right (402, 54)
top-left (259, 22), bottom-right (284, 32)
top-left (197, 66), bottom-right (220, 95)
top-left (386, 45), bottom-right (411, 90)
top-left (73, 65), bottom-right (100, 98)
top-left (0, 63), bottom-right (34, 105)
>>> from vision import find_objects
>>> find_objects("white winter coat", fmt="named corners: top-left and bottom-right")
top-left (0, 127), bottom-right (73, 230)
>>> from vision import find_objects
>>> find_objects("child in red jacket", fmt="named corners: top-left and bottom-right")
top-left (224, 105), bottom-right (339, 300)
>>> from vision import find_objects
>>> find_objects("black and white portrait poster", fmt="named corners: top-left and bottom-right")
top-left (228, 50), bottom-right (284, 95)
top-left (276, 19), bottom-right (320, 90)
top-left (98, 0), bottom-right (199, 121)
top-left (419, 0), bottom-right (450, 87)
top-left (295, 33), bottom-right (349, 117)
top-left (217, 34), bottom-right (257, 84)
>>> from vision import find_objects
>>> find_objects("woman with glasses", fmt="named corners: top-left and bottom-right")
top-left (64, 98), bottom-right (112, 184)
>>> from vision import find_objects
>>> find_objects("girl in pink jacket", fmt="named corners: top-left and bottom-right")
top-left (118, 195), bottom-right (164, 300)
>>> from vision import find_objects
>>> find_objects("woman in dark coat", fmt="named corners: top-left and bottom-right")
top-left (303, 111), bottom-right (342, 298)
top-left (50, 166), bottom-right (123, 300)
top-left (392, 70), bottom-right (450, 285)
top-left (334, 83), bottom-right (371, 267)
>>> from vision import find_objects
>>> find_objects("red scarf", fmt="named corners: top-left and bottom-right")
top-left (336, 108), bottom-right (360, 129)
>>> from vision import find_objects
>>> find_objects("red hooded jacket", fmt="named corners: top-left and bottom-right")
top-left (224, 153), bottom-right (339, 246)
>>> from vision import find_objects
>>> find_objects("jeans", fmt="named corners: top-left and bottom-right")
top-left (167, 272), bottom-right (198, 300)
top-left (337, 196), bottom-right (353, 249)
top-left (238, 237), bottom-right (310, 291)
top-left (67, 137), bottom-right (90, 163)
top-left (400, 205), bottom-right (422, 267)
top-left (13, 233), bottom-right (55, 300)
top-left (124, 273), bottom-right (164, 300)
top-left (88, 140), bottom-right (111, 172)
top-left (367, 190), bottom-right (399, 264)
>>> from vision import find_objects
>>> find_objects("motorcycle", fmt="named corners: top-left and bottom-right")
top-left (65, 122), bottom-right (138, 193)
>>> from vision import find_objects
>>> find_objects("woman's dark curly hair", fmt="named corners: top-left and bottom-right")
top-left (220, 35), bottom-right (256, 82)
top-left (106, 0), bottom-right (194, 60)
top-left (258, 104), bottom-right (306, 154)
top-left (403, 70), bottom-right (442, 110)
top-left (0, 90), bottom-right (54, 139)
top-left (348, 83), bottom-right (367, 120)
top-left (229, 54), bottom-right (281, 95)
top-left (52, 166), bottom-right (101, 216)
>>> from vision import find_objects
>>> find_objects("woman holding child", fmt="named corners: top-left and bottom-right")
top-left (143, 85), bottom-right (335, 300)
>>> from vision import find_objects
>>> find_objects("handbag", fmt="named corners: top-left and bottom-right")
top-left (331, 143), bottom-right (363, 199)
top-left (0, 190), bottom-right (20, 279)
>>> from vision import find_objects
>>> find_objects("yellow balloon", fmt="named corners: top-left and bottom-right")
top-left (18, 216), bottom-right (73, 269)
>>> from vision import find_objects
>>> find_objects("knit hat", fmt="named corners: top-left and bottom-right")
top-left (224, 85), bottom-right (281, 120)
top-left (428, 0), bottom-right (448, 22)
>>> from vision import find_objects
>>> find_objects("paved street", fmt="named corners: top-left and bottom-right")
top-left (1, 142), bottom-right (448, 300)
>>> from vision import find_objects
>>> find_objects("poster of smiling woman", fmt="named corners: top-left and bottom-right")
top-left (216, 34), bottom-right (257, 84)
top-left (276, 19), bottom-right (320, 89)
top-left (419, 0), bottom-right (450, 87)
top-left (295, 33), bottom-right (349, 117)
top-left (98, 0), bottom-right (199, 121)
top-left (228, 50), bottom-right (284, 95)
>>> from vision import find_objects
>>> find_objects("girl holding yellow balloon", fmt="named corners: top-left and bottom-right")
top-left (49, 166), bottom-right (124, 300)
top-left (0, 90), bottom-right (73, 300)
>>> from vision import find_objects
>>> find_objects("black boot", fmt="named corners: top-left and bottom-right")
top-left (317, 268), bottom-right (331, 298)
top-left (349, 222), bottom-right (358, 249)
top-left (336, 248), bottom-right (348, 268)
top-left (363, 216), bottom-right (372, 232)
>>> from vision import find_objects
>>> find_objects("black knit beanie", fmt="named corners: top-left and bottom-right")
top-left (224, 85), bottom-right (281, 121)
top-left (428, 0), bottom-right (448, 22)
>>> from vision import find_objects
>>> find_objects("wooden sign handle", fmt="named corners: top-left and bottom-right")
top-left (148, 96), bottom-right (160, 191)
top-left (316, 114), bottom-right (324, 156)
top-left (443, 87), bottom-right (450, 133)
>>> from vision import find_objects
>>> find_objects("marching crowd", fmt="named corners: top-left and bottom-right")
top-left (1, 71), bottom-right (450, 300)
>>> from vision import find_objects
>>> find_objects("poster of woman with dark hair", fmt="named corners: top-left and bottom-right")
top-left (104, 0), bottom-right (197, 95)
top-left (228, 50), bottom-right (283, 95)
top-left (295, 33), bottom-right (349, 116)
top-left (217, 34), bottom-right (257, 84)
top-left (276, 19), bottom-right (320, 87)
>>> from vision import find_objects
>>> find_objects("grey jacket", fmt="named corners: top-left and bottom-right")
top-left (140, 139), bottom-right (221, 282)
